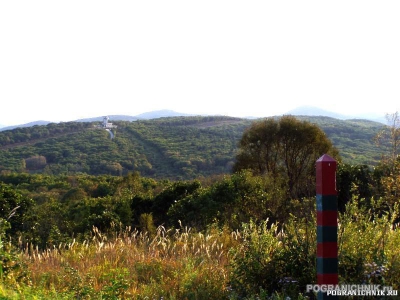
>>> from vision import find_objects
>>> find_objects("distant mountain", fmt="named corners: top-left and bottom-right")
top-left (0, 110), bottom-right (192, 132)
top-left (74, 115), bottom-right (139, 123)
top-left (74, 110), bottom-right (194, 123)
top-left (134, 109), bottom-right (194, 119)
top-left (286, 106), bottom-right (386, 124)
top-left (286, 106), bottom-right (349, 119)
top-left (0, 107), bottom-right (387, 132)
top-left (0, 120), bottom-right (52, 132)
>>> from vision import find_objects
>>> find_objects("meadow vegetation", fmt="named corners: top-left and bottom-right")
top-left (1, 165), bottom-right (399, 299)
top-left (0, 116), bottom-right (399, 299)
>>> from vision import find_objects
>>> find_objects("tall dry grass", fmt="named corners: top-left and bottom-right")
top-left (21, 224), bottom-right (242, 299)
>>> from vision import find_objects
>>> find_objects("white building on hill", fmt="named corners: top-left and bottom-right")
top-left (102, 116), bottom-right (117, 129)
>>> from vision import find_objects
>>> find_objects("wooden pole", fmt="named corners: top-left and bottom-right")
top-left (316, 154), bottom-right (338, 299)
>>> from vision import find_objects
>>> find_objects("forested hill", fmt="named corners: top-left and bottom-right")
top-left (0, 115), bottom-right (386, 179)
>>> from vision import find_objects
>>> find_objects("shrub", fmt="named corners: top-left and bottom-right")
top-left (25, 155), bottom-right (47, 170)
top-left (229, 215), bottom-right (316, 299)
top-left (338, 197), bottom-right (400, 288)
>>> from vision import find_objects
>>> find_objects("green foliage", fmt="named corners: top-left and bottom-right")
top-left (297, 116), bottom-right (385, 166)
top-left (0, 117), bottom-right (249, 179)
top-left (0, 173), bottom-right (161, 247)
top-left (0, 208), bottom-right (27, 291)
top-left (151, 180), bottom-right (201, 225)
top-left (373, 112), bottom-right (400, 167)
top-left (229, 214), bottom-right (316, 299)
top-left (229, 220), bottom-right (284, 297)
top-left (234, 116), bottom-right (339, 199)
top-left (138, 213), bottom-right (157, 237)
top-left (228, 197), bottom-right (400, 298)
top-left (338, 197), bottom-right (400, 288)
top-left (0, 142), bottom-right (400, 299)
top-left (24, 155), bottom-right (47, 171)
top-left (0, 195), bottom-right (398, 298)
top-left (337, 163), bottom-right (377, 212)
top-left (100, 268), bottom-right (130, 299)
top-left (167, 171), bottom-right (274, 229)
top-left (0, 183), bottom-right (34, 241)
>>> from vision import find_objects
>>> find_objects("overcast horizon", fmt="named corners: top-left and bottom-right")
top-left (1, 1), bottom-right (399, 126)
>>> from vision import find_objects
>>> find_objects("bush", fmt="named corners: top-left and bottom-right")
top-left (229, 216), bottom-right (316, 299)
top-left (25, 155), bottom-right (47, 170)
top-left (338, 197), bottom-right (400, 288)
top-left (0, 219), bottom-right (28, 288)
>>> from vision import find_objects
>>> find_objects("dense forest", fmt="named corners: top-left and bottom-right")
top-left (0, 115), bottom-right (387, 179)
top-left (0, 115), bottom-right (399, 299)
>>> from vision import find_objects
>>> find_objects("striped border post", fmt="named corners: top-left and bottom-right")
top-left (316, 154), bottom-right (338, 299)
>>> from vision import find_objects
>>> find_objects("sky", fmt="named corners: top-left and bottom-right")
top-left (1, 1), bottom-right (400, 126)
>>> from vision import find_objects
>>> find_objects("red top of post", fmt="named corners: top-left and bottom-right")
top-left (316, 154), bottom-right (337, 195)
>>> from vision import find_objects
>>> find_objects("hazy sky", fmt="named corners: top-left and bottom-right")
top-left (1, 1), bottom-right (400, 126)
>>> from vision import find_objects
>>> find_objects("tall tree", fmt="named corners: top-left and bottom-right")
top-left (373, 112), bottom-right (400, 209)
top-left (233, 115), bottom-right (339, 198)
top-left (374, 111), bottom-right (400, 169)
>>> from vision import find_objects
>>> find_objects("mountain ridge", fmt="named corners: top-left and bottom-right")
top-left (0, 110), bottom-right (195, 132)
top-left (0, 107), bottom-right (387, 132)
top-left (0, 115), bottom-right (387, 179)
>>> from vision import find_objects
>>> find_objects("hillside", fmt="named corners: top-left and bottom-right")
top-left (295, 116), bottom-right (386, 165)
top-left (0, 115), bottom-right (387, 179)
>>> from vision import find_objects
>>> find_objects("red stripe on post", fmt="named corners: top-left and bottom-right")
top-left (317, 242), bottom-right (338, 258)
top-left (316, 154), bottom-right (337, 195)
top-left (317, 273), bottom-right (339, 285)
top-left (317, 211), bottom-right (338, 226)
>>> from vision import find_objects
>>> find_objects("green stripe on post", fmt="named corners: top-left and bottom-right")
top-left (317, 257), bottom-right (339, 274)
top-left (316, 194), bottom-right (338, 211)
top-left (317, 226), bottom-right (337, 243)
